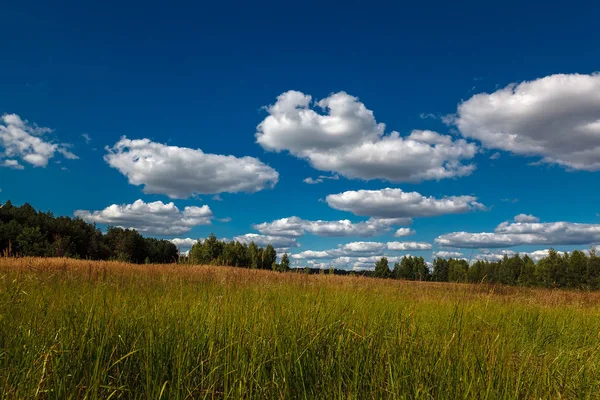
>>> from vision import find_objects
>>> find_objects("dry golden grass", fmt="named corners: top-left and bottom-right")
top-left (2, 257), bottom-right (600, 399)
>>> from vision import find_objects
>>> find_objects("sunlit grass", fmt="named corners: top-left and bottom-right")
top-left (1, 257), bottom-right (600, 399)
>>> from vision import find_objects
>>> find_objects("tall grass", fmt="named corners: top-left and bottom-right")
top-left (1, 258), bottom-right (600, 399)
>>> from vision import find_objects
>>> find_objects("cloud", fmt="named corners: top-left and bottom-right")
top-left (104, 137), bottom-right (279, 199)
top-left (291, 240), bottom-right (431, 262)
top-left (303, 174), bottom-right (339, 185)
top-left (253, 216), bottom-right (412, 238)
top-left (0, 113), bottom-right (78, 168)
top-left (513, 214), bottom-right (539, 223)
top-left (301, 255), bottom-right (408, 271)
top-left (169, 238), bottom-right (199, 250)
top-left (393, 227), bottom-right (415, 237)
top-left (433, 251), bottom-right (464, 258)
top-left (303, 177), bottom-right (323, 184)
top-left (455, 73), bottom-right (600, 171)
top-left (256, 91), bottom-right (477, 182)
top-left (75, 199), bottom-right (213, 235)
top-left (2, 159), bottom-right (24, 169)
top-left (326, 188), bottom-right (486, 218)
top-left (82, 133), bottom-right (91, 144)
top-left (489, 152), bottom-right (500, 160)
top-left (232, 233), bottom-right (299, 251)
top-left (386, 241), bottom-right (432, 251)
top-left (436, 218), bottom-right (600, 248)
top-left (474, 249), bottom-right (566, 262)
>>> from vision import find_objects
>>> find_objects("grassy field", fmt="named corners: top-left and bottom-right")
top-left (1, 258), bottom-right (600, 399)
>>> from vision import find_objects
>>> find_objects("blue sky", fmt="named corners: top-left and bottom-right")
top-left (2, 0), bottom-right (600, 269)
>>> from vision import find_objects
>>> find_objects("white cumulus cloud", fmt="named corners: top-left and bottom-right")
top-left (256, 91), bottom-right (477, 182)
top-left (253, 216), bottom-right (412, 238)
top-left (386, 241), bottom-right (432, 251)
top-left (436, 218), bottom-right (600, 248)
top-left (169, 238), bottom-right (199, 250)
top-left (513, 214), bottom-right (540, 223)
top-left (393, 227), bottom-right (415, 237)
top-left (104, 137), bottom-right (279, 199)
top-left (455, 73), bottom-right (600, 171)
top-left (75, 199), bottom-right (213, 235)
top-left (433, 251), bottom-right (464, 258)
top-left (0, 113), bottom-right (77, 168)
top-left (326, 188), bottom-right (486, 218)
top-left (232, 233), bottom-right (299, 251)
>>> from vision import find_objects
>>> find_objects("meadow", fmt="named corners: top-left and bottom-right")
top-left (1, 258), bottom-right (600, 399)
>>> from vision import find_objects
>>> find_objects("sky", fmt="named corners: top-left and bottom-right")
top-left (2, 0), bottom-right (600, 269)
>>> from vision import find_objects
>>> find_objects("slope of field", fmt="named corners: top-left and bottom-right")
top-left (1, 258), bottom-right (600, 399)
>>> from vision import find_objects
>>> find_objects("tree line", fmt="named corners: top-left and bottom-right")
top-left (3, 200), bottom-right (600, 289)
top-left (185, 233), bottom-right (290, 272)
top-left (0, 200), bottom-right (292, 270)
top-left (372, 250), bottom-right (600, 289)
top-left (0, 201), bottom-right (178, 263)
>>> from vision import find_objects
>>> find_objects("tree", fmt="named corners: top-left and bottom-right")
top-left (448, 259), bottom-right (468, 282)
top-left (374, 257), bottom-right (390, 278)
top-left (566, 250), bottom-right (588, 288)
top-left (247, 242), bottom-right (259, 269)
top-left (280, 253), bottom-right (290, 272)
top-left (517, 255), bottom-right (536, 286)
top-left (468, 260), bottom-right (486, 283)
top-left (17, 226), bottom-right (48, 256)
top-left (263, 245), bottom-right (277, 270)
top-left (588, 248), bottom-right (600, 289)
top-left (432, 258), bottom-right (450, 282)
top-left (536, 249), bottom-right (567, 287)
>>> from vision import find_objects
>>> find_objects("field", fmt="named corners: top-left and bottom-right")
top-left (1, 258), bottom-right (600, 399)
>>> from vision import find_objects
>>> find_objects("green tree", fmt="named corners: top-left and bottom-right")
top-left (448, 259), bottom-right (468, 282)
top-left (280, 253), bottom-right (290, 272)
top-left (17, 226), bottom-right (48, 256)
top-left (263, 245), bottom-right (277, 270)
top-left (566, 250), bottom-right (588, 288)
top-left (247, 242), bottom-right (259, 269)
top-left (588, 248), bottom-right (600, 289)
top-left (536, 249), bottom-right (566, 287)
top-left (432, 258), bottom-right (450, 282)
top-left (374, 257), bottom-right (390, 278)
top-left (517, 255), bottom-right (536, 286)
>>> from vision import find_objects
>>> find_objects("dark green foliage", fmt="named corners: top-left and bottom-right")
top-left (374, 257), bottom-right (390, 278)
top-left (3, 201), bottom-right (600, 288)
top-left (279, 253), bottom-right (290, 272)
top-left (432, 257), bottom-right (450, 282)
top-left (393, 256), bottom-right (430, 281)
top-left (0, 200), bottom-right (176, 263)
top-left (188, 235), bottom-right (279, 269)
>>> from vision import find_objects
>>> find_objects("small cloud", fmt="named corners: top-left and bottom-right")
top-left (501, 198), bottom-right (519, 203)
top-left (218, 217), bottom-right (232, 222)
top-left (489, 152), bottom-right (500, 160)
top-left (319, 174), bottom-right (339, 180)
top-left (393, 228), bottom-right (415, 237)
top-left (304, 174), bottom-right (339, 184)
top-left (441, 114), bottom-right (456, 125)
top-left (82, 133), bottom-right (92, 144)
top-left (514, 213), bottom-right (539, 223)
top-left (419, 113), bottom-right (437, 120)
top-left (61, 166), bottom-right (69, 171)
top-left (303, 177), bottom-right (323, 184)
top-left (212, 194), bottom-right (223, 201)
top-left (2, 159), bottom-right (25, 170)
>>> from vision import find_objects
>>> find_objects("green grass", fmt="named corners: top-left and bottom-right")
top-left (1, 258), bottom-right (600, 399)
